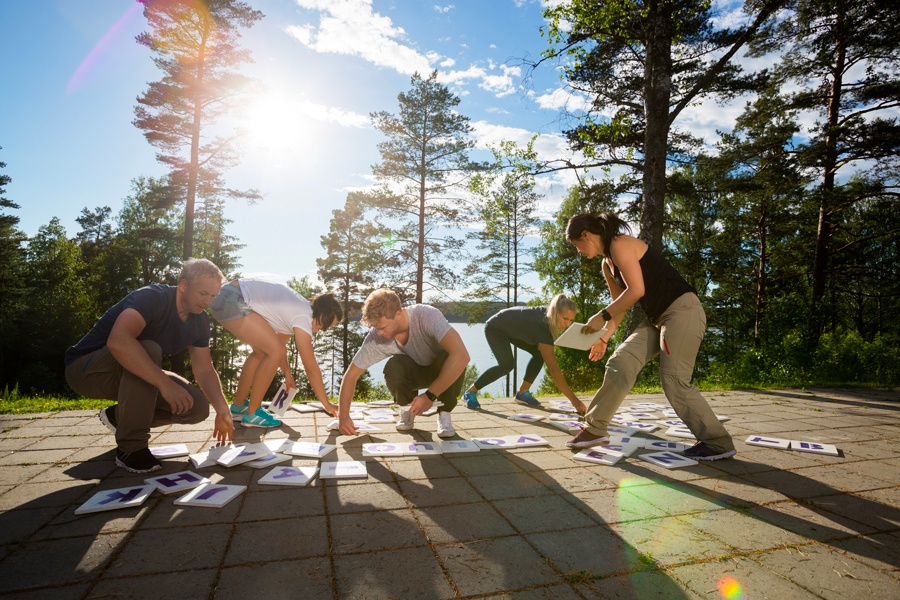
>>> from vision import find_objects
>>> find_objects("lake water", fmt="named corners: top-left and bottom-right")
top-left (367, 322), bottom-right (546, 398)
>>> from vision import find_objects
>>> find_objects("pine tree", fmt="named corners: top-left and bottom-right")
top-left (133, 0), bottom-right (264, 260)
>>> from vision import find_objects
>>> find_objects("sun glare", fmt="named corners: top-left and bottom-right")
top-left (241, 94), bottom-right (309, 158)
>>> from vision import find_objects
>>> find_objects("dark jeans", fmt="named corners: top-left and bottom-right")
top-left (472, 324), bottom-right (544, 390)
top-left (382, 350), bottom-right (464, 412)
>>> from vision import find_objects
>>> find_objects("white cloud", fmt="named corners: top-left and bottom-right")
top-left (535, 87), bottom-right (592, 113)
top-left (434, 4), bottom-right (455, 13)
top-left (289, 0), bottom-right (432, 75)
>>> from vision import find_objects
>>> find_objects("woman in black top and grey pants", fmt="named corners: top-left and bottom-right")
top-left (564, 212), bottom-right (736, 461)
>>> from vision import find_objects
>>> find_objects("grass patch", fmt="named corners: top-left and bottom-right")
top-left (1, 386), bottom-right (110, 415)
top-left (563, 570), bottom-right (604, 584)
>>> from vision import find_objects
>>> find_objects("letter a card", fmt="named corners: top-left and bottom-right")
top-left (258, 465), bottom-right (318, 486)
top-left (175, 483), bottom-right (247, 508)
top-left (75, 484), bottom-right (155, 515)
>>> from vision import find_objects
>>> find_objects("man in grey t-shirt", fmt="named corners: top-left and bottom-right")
top-left (337, 289), bottom-right (470, 438)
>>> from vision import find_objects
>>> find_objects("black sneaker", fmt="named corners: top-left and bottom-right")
top-left (98, 406), bottom-right (118, 433)
top-left (683, 442), bottom-right (737, 461)
top-left (115, 448), bottom-right (161, 473)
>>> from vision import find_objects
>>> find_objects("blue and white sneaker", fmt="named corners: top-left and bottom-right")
top-left (463, 390), bottom-right (480, 409)
top-left (515, 391), bottom-right (540, 406)
top-left (241, 406), bottom-right (282, 428)
top-left (230, 402), bottom-right (249, 421)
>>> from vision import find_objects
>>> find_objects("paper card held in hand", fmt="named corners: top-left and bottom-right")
top-left (554, 322), bottom-right (609, 350)
top-left (268, 384), bottom-right (298, 418)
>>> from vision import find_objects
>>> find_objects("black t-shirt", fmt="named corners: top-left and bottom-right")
top-left (614, 245), bottom-right (695, 322)
top-left (485, 306), bottom-right (554, 346)
top-left (64, 284), bottom-right (210, 365)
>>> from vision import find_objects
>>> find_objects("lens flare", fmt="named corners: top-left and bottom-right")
top-left (718, 575), bottom-right (744, 599)
top-left (66, 2), bottom-right (143, 94)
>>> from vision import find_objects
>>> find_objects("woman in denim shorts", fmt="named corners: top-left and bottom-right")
top-left (211, 280), bottom-right (342, 427)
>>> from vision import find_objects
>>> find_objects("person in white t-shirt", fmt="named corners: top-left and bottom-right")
top-left (210, 280), bottom-right (342, 428)
top-left (336, 288), bottom-right (470, 438)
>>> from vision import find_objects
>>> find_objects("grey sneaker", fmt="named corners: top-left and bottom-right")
top-left (396, 406), bottom-right (415, 431)
top-left (436, 412), bottom-right (455, 438)
top-left (683, 442), bottom-right (736, 461)
top-left (115, 448), bottom-right (161, 473)
top-left (98, 406), bottom-right (117, 433)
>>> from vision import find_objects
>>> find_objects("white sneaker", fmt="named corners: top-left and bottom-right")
top-left (396, 406), bottom-right (415, 431)
top-left (436, 412), bottom-right (455, 438)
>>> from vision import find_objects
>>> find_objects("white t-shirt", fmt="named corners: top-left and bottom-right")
top-left (238, 280), bottom-right (312, 336)
top-left (352, 304), bottom-right (452, 370)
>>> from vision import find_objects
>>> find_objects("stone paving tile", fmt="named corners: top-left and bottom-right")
top-left (670, 554), bottom-right (819, 599)
top-left (397, 475), bottom-right (485, 507)
top-left (225, 515), bottom-right (328, 564)
top-left (88, 569), bottom-right (219, 600)
top-left (217, 558), bottom-right (333, 600)
top-left (577, 568), bottom-right (704, 599)
top-left (0, 389), bottom-right (897, 598)
top-left (0, 532), bottom-right (129, 593)
top-left (436, 537), bottom-right (561, 597)
top-left (414, 502), bottom-right (516, 543)
top-left (104, 524), bottom-right (232, 577)
top-left (608, 516), bottom-right (733, 567)
top-left (526, 524), bottom-right (653, 577)
top-left (752, 544), bottom-right (900, 599)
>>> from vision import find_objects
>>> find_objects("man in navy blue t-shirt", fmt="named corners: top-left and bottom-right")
top-left (65, 258), bottom-right (234, 473)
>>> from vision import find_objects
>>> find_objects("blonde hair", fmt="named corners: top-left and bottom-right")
top-left (362, 288), bottom-right (403, 325)
top-left (546, 293), bottom-right (577, 338)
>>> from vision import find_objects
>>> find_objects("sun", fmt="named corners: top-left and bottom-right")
top-left (239, 93), bottom-right (309, 158)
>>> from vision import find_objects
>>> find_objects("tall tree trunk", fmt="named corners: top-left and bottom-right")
top-left (810, 6), bottom-right (846, 347)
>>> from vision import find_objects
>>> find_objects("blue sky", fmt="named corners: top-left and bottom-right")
top-left (1, 0), bottom-right (751, 298)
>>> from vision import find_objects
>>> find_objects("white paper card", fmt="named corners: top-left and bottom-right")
top-left (790, 440), bottom-right (839, 456)
top-left (745, 435), bottom-right (791, 449)
top-left (189, 445), bottom-right (232, 469)
top-left (246, 453), bottom-right (292, 468)
top-left (473, 437), bottom-right (514, 449)
top-left (292, 403), bottom-right (328, 413)
top-left (548, 420), bottom-right (583, 433)
top-left (437, 439), bottom-right (481, 453)
top-left (144, 471), bottom-right (210, 495)
top-left (174, 483), bottom-right (247, 508)
top-left (507, 413), bottom-right (546, 423)
top-left (362, 442), bottom-right (408, 457)
top-left (405, 442), bottom-right (443, 456)
top-left (319, 460), bottom-right (368, 479)
top-left (284, 441), bottom-right (336, 458)
top-left (263, 438), bottom-right (293, 453)
top-left (602, 444), bottom-right (638, 457)
top-left (149, 444), bottom-right (190, 458)
top-left (554, 322), bottom-right (609, 350)
top-left (573, 449), bottom-right (623, 466)
top-left (217, 443), bottom-right (271, 467)
top-left (258, 465), bottom-right (318, 486)
top-left (501, 434), bottom-right (550, 448)
top-left (640, 451), bottom-right (698, 469)
top-left (665, 427), bottom-right (696, 439)
top-left (268, 384), bottom-right (298, 418)
top-left (645, 440), bottom-right (691, 452)
top-left (621, 422), bottom-right (660, 432)
top-left (75, 484), bottom-right (155, 515)
top-left (364, 414), bottom-right (396, 423)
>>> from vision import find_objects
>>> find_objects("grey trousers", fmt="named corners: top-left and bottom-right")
top-left (584, 293), bottom-right (735, 453)
top-left (65, 341), bottom-right (209, 452)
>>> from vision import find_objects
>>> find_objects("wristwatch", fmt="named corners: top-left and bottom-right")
top-left (424, 390), bottom-right (437, 401)
top-left (601, 308), bottom-right (612, 322)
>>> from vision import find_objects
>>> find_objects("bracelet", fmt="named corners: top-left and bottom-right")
top-left (424, 390), bottom-right (437, 401)
top-left (601, 308), bottom-right (612, 321)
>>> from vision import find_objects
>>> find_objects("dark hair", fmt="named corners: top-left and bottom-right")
top-left (565, 212), bottom-right (632, 258)
top-left (310, 293), bottom-right (343, 331)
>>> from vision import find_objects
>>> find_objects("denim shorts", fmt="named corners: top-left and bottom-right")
top-left (210, 282), bottom-right (252, 323)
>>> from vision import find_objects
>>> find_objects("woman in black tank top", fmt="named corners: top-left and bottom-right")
top-left (561, 212), bottom-right (736, 461)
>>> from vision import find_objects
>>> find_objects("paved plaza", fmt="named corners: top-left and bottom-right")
top-left (0, 388), bottom-right (897, 599)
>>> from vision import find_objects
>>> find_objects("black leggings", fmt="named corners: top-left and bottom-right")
top-left (472, 325), bottom-right (544, 390)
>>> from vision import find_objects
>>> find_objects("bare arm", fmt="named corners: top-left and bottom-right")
top-left (336, 362), bottom-right (365, 435)
top-left (538, 343), bottom-right (585, 412)
top-left (107, 309), bottom-right (191, 410)
top-left (585, 236), bottom-right (646, 336)
top-left (189, 345), bottom-right (234, 444)
top-left (294, 328), bottom-right (337, 417)
top-left (408, 328), bottom-right (470, 416)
